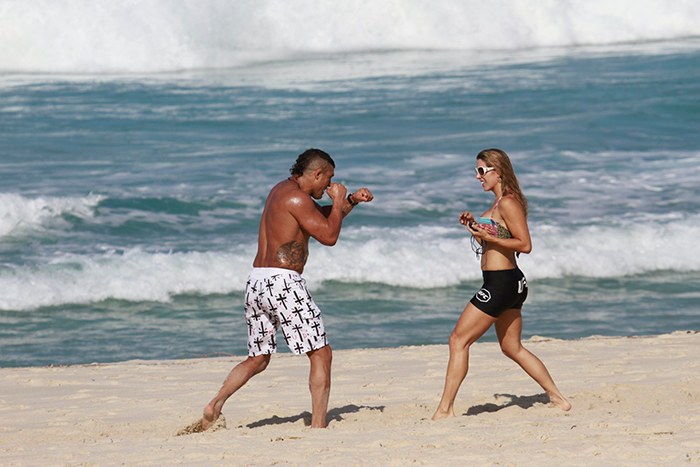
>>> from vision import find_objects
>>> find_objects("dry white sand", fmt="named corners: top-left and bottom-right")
top-left (1, 331), bottom-right (699, 466)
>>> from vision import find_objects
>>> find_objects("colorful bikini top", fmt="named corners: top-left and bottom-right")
top-left (476, 197), bottom-right (513, 239)
top-left (476, 217), bottom-right (513, 239)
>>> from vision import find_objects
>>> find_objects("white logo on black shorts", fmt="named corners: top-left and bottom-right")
top-left (518, 277), bottom-right (527, 294)
top-left (476, 288), bottom-right (491, 303)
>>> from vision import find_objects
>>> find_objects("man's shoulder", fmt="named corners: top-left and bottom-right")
top-left (269, 180), bottom-right (312, 209)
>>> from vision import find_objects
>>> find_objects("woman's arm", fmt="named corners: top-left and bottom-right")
top-left (468, 197), bottom-right (532, 254)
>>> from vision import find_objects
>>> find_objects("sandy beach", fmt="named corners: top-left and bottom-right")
top-left (1, 331), bottom-right (699, 466)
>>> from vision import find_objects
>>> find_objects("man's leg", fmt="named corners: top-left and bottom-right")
top-left (202, 354), bottom-right (271, 430)
top-left (307, 345), bottom-right (332, 428)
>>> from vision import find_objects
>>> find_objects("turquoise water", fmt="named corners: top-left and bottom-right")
top-left (1, 3), bottom-right (700, 366)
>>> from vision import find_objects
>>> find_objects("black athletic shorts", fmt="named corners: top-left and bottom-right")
top-left (470, 268), bottom-right (528, 318)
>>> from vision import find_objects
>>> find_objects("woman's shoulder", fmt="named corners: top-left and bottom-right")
top-left (498, 195), bottom-right (525, 216)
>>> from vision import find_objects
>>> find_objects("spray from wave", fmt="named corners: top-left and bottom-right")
top-left (0, 193), bottom-right (104, 238)
top-left (1, 0), bottom-right (698, 73)
top-left (3, 215), bottom-right (700, 311)
top-left (0, 248), bottom-right (254, 311)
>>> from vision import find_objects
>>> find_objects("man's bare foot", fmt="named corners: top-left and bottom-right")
top-left (201, 404), bottom-right (220, 431)
top-left (431, 407), bottom-right (456, 421)
top-left (177, 413), bottom-right (226, 436)
top-left (548, 392), bottom-right (572, 412)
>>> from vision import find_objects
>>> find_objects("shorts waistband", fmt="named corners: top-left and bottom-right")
top-left (482, 267), bottom-right (523, 278)
top-left (248, 267), bottom-right (302, 281)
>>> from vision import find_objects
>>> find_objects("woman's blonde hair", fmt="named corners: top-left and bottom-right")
top-left (477, 148), bottom-right (528, 217)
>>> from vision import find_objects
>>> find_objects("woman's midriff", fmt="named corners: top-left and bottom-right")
top-left (480, 244), bottom-right (517, 271)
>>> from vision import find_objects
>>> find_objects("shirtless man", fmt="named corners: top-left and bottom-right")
top-left (201, 148), bottom-right (373, 430)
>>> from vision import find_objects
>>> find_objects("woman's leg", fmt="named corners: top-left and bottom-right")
top-left (432, 303), bottom-right (497, 420)
top-left (495, 309), bottom-right (571, 411)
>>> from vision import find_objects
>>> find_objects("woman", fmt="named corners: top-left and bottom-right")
top-left (432, 148), bottom-right (571, 420)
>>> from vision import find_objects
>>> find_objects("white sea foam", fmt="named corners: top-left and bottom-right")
top-left (521, 215), bottom-right (698, 279)
top-left (308, 215), bottom-right (700, 285)
top-left (1, 0), bottom-right (698, 73)
top-left (0, 248), bottom-right (254, 311)
top-left (0, 193), bottom-right (104, 238)
top-left (3, 215), bottom-right (700, 311)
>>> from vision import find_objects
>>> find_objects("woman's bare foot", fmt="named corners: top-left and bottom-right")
top-left (431, 406), bottom-right (456, 420)
top-left (548, 392), bottom-right (572, 411)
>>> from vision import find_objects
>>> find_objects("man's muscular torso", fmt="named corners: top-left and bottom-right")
top-left (253, 179), bottom-right (312, 273)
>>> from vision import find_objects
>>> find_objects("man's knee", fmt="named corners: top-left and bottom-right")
top-left (308, 345), bottom-right (332, 374)
top-left (310, 345), bottom-right (332, 363)
top-left (320, 345), bottom-right (332, 362)
top-left (247, 354), bottom-right (271, 374)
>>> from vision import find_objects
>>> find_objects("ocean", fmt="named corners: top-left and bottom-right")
top-left (1, 1), bottom-right (699, 367)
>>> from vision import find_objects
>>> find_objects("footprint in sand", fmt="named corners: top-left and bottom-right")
top-left (176, 415), bottom-right (227, 436)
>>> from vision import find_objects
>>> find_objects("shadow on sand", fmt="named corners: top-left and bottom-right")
top-left (464, 393), bottom-right (549, 416)
top-left (246, 404), bottom-right (385, 428)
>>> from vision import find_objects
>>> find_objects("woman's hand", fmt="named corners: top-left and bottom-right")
top-left (467, 222), bottom-right (491, 241)
top-left (459, 211), bottom-right (475, 227)
top-left (461, 211), bottom-right (493, 242)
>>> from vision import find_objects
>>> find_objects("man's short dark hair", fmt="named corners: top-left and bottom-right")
top-left (290, 149), bottom-right (335, 176)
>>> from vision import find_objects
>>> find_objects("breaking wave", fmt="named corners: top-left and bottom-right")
top-left (1, 0), bottom-right (699, 73)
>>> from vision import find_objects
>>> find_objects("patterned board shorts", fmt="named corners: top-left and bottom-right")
top-left (244, 267), bottom-right (328, 356)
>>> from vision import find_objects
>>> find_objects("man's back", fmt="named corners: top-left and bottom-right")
top-left (253, 153), bottom-right (344, 274)
top-left (254, 179), bottom-right (310, 273)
